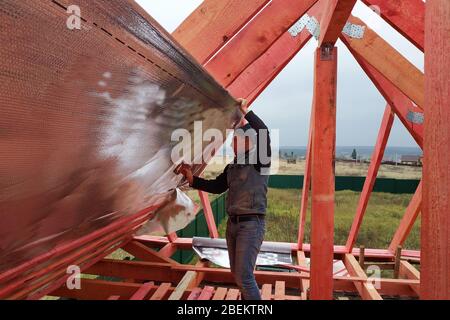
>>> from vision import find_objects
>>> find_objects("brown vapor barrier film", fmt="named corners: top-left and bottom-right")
top-left (0, 0), bottom-right (237, 273)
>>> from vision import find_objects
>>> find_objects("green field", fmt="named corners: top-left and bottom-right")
top-left (218, 188), bottom-right (420, 250)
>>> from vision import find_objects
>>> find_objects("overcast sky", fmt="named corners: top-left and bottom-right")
top-left (136, 0), bottom-right (423, 148)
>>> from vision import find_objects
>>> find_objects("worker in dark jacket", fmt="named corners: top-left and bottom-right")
top-left (178, 99), bottom-right (271, 300)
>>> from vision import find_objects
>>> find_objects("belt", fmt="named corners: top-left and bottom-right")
top-left (229, 215), bottom-right (264, 223)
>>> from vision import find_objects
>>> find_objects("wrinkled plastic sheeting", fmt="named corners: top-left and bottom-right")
top-left (0, 0), bottom-right (239, 272)
top-left (136, 188), bottom-right (199, 237)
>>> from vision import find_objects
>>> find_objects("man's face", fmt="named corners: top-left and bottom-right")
top-left (232, 135), bottom-right (253, 156)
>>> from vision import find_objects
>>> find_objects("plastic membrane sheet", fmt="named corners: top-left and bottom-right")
top-left (0, 0), bottom-right (238, 272)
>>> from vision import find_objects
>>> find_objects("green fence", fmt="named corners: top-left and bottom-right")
top-left (170, 175), bottom-right (420, 263)
top-left (268, 175), bottom-right (420, 194)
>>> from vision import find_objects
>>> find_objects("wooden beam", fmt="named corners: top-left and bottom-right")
top-left (198, 190), bottom-right (219, 238)
top-left (318, 0), bottom-right (357, 46)
top-left (204, 0), bottom-right (318, 86)
top-left (149, 282), bottom-right (171, 300)
top-left (212, 287), bottom-right (228, 300)
top-left (349, 50), bottom-right (424, 148)
top-left (297, 251), bottom-right (310, 300)
top-left (399, 260), bottom-right (420, 296)
top-left (129, 281), bottom-right (154, 300)
top-left (172, 0), bottom-right (269, 64)
top-left (123, 241), bottom-right (178, 264)
top-left (389, 182), bottom-right (422, 252)
top-left (261, 284), bottom-right (272, 300)
top-left (421, 0), bottom-right (450, 300)
top-left (346, 105), bottom-right (395, 251)
top-left (341, 15), bottom-right (424, 109)
top-left (344, 254), bottom-right (383, 300)
top-left (274, 281), bottom-right (286, 300)
top-left (298, 113), bottom-right (313, 249)
top-left (310, 45), bottom-right (337, 300)
top-left (361, 0), bottom-right (424, 51)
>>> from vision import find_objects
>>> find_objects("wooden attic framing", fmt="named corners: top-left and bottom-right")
top-left (0, 0), bottom-right (448, 300)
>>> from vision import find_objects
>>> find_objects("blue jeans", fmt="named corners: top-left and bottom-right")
top-left (226, 216), bottom-right (265, 300)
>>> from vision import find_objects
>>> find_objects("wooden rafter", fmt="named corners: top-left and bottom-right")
top-left (204, 0), bottom-right (318, 86)
top-left (340, 15), bottom-right (424, 109)
top-left (349, 50), bottom-right (424, 148)
top-left (361, 0), bottom-right (424, 51)
top-left (318, 0), bottom-right (357, 46)
top-left (346, 105), bottom-right (395, 252)
top-left (172, 0), bottom-right (269, 64)
top-left (344, 254), bottom-right (383, 300)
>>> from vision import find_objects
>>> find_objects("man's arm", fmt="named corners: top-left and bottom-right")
top-left (191, 165), bottom-right (229, 194)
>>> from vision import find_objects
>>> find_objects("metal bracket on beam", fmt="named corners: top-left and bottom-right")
top-left (306, 16), bottom-right (320, 40)
top-left (407, 110), bottom-right (424, 124)
top-left (288, 15), bottom-right (310, 37)
top-left (342, 22), bottom-right (366, 39)
top-left (320, 44), bottom-right (334, 61)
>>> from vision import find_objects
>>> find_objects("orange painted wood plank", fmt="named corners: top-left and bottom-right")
top-left (212, 287), bottom-right (228, 300)
top-left (123, 241), bottom-right (177, 264)
top-left (310, 46), bottom-right (337, 300)
top-left (107, 295), bottom-right (121, 300)
top-left (186, 287), bottom-right (202, 300)
top-left (274, 281), bottom-right (286, 300)
top-left (149, 282), bottom-right (171, 300)
top-left (349, 50), bottom-right (424, 148)
top-left (198, 190), bottom-right (219, 238)
top-left (197, 285), bottom-right (215, 300)
top-left (129, 281), bottom-right (154, 300)
top-left (319, 0), bottom-right (357, 46)
top-left (261, 284), bottom-right (272, 300)
top-left (341, 15), bottom-right (424, 109)
top-left (298, 114), bottom-right (313, 249)
top-left (346, 105), bottom-right (395, 251)
top-left (361, 0), bottom-right (424, 51)
top-left (297, 251), bottom-right (310, 300)
top-left (204, 0), bottom-right (318, 87)
top-left (421, 0), bottom-right (450, 300)
top-left (225, 288), bottom-right (240, 300)
top-left (173, 0), bottom-right (269, 64)
top-left (389, 182), bottom-right (422, 252)
top-left (399, 260), bottom-right (420, 296)
top-left (344, 254), bottom-right (383, 300)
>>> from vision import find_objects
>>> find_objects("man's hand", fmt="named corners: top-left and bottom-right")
top-left (178, 163), bottom-right (194, 186)
top-left (237, 98), bottom-right (249, 115)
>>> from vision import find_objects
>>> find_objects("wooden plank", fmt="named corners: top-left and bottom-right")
top-left (212, 287), bottom-right (228, 300)
top-left (361, 0), bottom-right (424, 51)
top-left (225, 288), bottom-right (240, 300)
top-left (172, 0), bottom-right (269, 63)
top-left (421, 0), bottom-right (450, 300)
top-left (297, 251), bottom-right (310, 300)
top-left (261, 284), bottom-right (272, 300)
top-left (198, 190), bottom-right (219, 238)
top-left (168, 271), bottom-right (197, 300)
top-left (204, 0), bottom-right (318, 86)
top-left (399, 260), bottom-right (420, 296)
top-left (318, 0), bottom-right (358, 46)
top-left (393, 246), bottom-right (403, 278)
top-left (345, 105), bottom-right (395, 251)
top-left (310, 46), bottom-right (337, 300)
top-left (274, 281), bottom-right (286, 300)
top-left (298, 114), bottom-right (313, 249)
top-left (123, 241), bottom-right (177, 264)
top-left (129, 281), bottom-right (154, 300)
top-left (344, 254), bottom-right (383, 300)
top-left (187, 287), bottom-right (202, 300)
top-left (107, 295), bottom-right (120, 300)
top-left (149, 282), bottom-right (171, 300)
top-left (349, 50), bottom-right (424, 148)
top-left (389, 182), bottom-right (422, 252)
top-left (198, 286), bottom-right (215, 300)
top-left (341, 15), bottom-right (424, 109)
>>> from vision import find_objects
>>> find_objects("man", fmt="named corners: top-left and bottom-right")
top-left (178, 99), bottom-right (271, 300)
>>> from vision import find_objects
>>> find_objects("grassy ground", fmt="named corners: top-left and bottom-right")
top-left (217, 188), bottom-right (420, 250)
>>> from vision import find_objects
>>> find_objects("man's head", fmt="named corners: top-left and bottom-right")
top-left (232, 123), bottom-right (256, 156)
